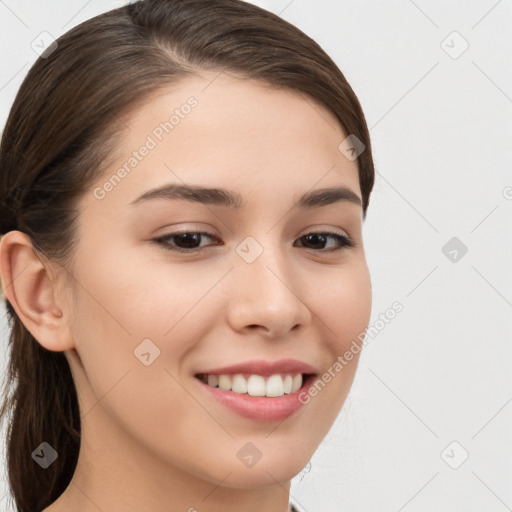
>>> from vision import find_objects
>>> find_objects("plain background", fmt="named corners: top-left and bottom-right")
top-left (1, 0), bottom-right (511, 510)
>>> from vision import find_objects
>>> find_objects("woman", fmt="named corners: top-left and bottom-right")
top-left (0, 0), bottom-right (375, 510)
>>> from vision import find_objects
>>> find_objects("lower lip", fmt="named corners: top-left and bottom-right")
top-left (194, 374), bottom-right (316, 422)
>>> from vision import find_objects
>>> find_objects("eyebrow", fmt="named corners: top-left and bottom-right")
top-left (129, 183), bottom-right (362, 209)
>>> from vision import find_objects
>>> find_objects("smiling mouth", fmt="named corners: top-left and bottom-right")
top-left (195, 372), bottom-right (315, 398)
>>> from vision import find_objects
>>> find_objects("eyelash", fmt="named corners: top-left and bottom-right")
top-left (152, 230), bottom-right (355, 254)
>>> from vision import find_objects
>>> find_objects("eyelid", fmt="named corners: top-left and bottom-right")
top-left (152, 228), bottom-right (355, 254)
top-left (298, 225), bottom-right (350, 238)
top-left (151, 230), bottom-right (220, 254)
top-left (295, 231), bottom-right (355, 251)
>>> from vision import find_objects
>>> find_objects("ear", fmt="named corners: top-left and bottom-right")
top-left (0, 230), bottom-right (74, 352)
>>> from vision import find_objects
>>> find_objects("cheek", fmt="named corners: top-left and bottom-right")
top-left (72, 245), bottom-right (217, 340)
top-left (310, 261), bottom-right (372, 353)
top-left (273, 261), bottom-right (372, 458)
top-left (67, 248), bottom-right (225, 407)
top-left (66, 255), bottom-right (232, 474)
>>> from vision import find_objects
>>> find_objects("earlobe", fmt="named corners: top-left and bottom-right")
top-left (0, 230), bottom-right (74, 352)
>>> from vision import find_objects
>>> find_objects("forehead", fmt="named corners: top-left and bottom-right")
top-left (87, 71), bottom-right (360, 214)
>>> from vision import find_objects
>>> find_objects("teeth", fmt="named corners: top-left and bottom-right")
top-left (266, 374), bottom-right (284, 397)
top-left (247, 375), bottom-right (266, 396)
top-left (292, 374), bottom-right (302, 393)
top-left (200, 373), bottom-right (304, 397)
top-left (218, 374), bottom-right (232, 391)
top-left (283, 375), bottom-right (293, 394)
top-left (232, 374), bottom-right (248, 394)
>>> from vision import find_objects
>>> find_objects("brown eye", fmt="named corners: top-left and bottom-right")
top-left (152, 230), bottom-right (355, 254)
top-left (153, 231), bottom-right (220, 253)
top-left (294, 232), bottom-right (354, 252)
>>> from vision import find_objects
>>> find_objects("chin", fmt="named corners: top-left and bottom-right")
top-left (213, 454), bottom-right (312, 490)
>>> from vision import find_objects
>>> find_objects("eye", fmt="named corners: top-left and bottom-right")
top-left (152, 231), bottom-right (220, 253)
top-left (294, 232), bottom-right (355, 252)
top-left (152, 230), bottom-right (355, 253)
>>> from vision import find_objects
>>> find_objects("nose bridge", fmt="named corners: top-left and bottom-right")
top-left (237, 234), bottom-right (295, 298)
top-left (227, 234), bottom-right (310, 335)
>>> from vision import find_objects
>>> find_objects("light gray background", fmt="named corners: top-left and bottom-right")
top-left (1, 1), bottom-right (511, 511)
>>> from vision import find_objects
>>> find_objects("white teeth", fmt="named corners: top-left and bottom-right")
top-left (283, 375), bottom-right (293, 394)
top-left (201, 372), bottom-right (304, 397)
top-left (231, 374), bottom-right (248, 394)
top-left (218, 374), bottom-right (232, 391)
top-left (291, 374), bottom-right (302, 393)
top-left (266, 374), bottom-right (284, 397)
top-left (247, 375), bottom-right (266, 396)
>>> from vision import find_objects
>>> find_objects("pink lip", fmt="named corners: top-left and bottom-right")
top-left (196, 358), bottom-right (318, 377)
top-left (195, 373), bottom-right (316, 422)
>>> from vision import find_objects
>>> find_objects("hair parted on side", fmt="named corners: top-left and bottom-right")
top-left (0, 1), bottom-right (375, 510)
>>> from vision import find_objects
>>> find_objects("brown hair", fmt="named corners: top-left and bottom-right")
top-left (0, 1), bottom-right (375, 510)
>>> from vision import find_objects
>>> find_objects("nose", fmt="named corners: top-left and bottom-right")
top-left (225, 244), bottom-right (311, 339)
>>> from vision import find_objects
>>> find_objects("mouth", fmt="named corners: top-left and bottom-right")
top-left (192, 358), bottom-right (319, 422)
top-left (194, 372), bottom-right (316, 398)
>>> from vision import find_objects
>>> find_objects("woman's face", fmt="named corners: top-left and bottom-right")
top-left (63, 71), bottom-right (372, 489)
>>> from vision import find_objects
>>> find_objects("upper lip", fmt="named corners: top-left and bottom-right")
top-left (196, 358), bottom-right (318, 377)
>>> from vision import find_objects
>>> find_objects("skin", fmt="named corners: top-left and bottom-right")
top-left (0, 71), bottom-right (372, 512)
